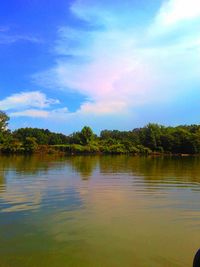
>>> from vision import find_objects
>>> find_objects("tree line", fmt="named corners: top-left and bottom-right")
top-left (0, 110), bottom-right (200, 155)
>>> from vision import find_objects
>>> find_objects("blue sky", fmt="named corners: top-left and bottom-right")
top-left (0, 0), bottom-right (200, 134)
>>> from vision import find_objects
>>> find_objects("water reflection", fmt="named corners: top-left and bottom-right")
top-left (1, 155), bottom-right (200, 186)
top-left (0, 155), bottom-right (59, 174)
top-left (1, 155), bottom-right (200, 214)
top-left (0, 155), bottom-right (200, 267)
top-left (68, 156), bottom-right (98, 180)
top-left (0, 172), bottom-right (5, 193)
top-left (99, 155), bottom-right (200, 183)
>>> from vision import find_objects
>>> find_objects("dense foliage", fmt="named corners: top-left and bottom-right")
top-left (0, 111), bottom-right (200, 155)
top-left (13, 128), bottom-right (69, 145)
top-left (0, 111), bottom-right (10, 145)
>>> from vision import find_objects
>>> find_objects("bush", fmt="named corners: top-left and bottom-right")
top-left (101, 143), bottom-right (126, 154)
top-left (136, 145), bottom-right (152, 155)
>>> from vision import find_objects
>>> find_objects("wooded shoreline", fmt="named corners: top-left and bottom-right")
top-left (1, 111), bottom-right (200, 155)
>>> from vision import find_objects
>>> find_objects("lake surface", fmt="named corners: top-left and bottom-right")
top-left (0, 155), bottom-right (200, 267)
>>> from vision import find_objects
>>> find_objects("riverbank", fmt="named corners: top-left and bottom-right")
top-left (0, 144), bottom-right (197, 156)
top-left (1, 120), bottom-right (200, 156)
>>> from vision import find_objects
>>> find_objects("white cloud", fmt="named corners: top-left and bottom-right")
top-left (148, 0), bottom-right (200, 39)
top-left (155, 0), bottom-right (200, 27)
top-left (78, 100), bottom-right (127, 115)
top-left (0, 91), bottom-right (59, 111)
top-left (10, 108), bottom-right (69, 119)
top-left (33, 0), bottom-right (200, 123)
top-left (10, 109), bottom-right (49, 118)
top-left (0, 91), bottom-right (70, 119)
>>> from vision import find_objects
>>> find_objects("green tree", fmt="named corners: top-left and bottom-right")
top-left (80, 126), bottom-right (95, 145)
top-left (139, 123), bottom-right (162, 151)
top-left (0, 111), bottom-right (10, 144)
top-left (0, 111), bottom-right (9, 132)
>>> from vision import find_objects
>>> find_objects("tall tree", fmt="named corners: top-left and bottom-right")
top-left (0, 111), bottom-right (10, 144)
top-left (80, 126), bottom-right (94, 145)
top-left (0, 111), bottom-right (9, 132)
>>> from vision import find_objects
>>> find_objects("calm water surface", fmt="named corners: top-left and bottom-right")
top-left (0, 155), bottom-right (200, 267)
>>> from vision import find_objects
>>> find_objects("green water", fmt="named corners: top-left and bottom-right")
top-left (0, 155), bottom-right (200, 267)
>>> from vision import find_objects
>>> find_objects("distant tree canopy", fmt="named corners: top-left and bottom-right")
top-left (1, 110), bottom-right (200, 155)
top-left (13, 128), bottom-right (69, 145)
top-left (99, 123), bottom-right (200, 155)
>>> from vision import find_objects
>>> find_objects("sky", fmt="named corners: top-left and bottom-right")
top-left (0, 0), bottom-right (200, 134)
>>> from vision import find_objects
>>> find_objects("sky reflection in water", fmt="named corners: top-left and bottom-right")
top-left (0, 155), bottom-right (200, 267)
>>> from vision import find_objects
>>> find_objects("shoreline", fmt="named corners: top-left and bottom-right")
top-left (0, 147), bottom-right (198, 157)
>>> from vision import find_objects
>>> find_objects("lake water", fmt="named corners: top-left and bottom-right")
top-left (0, 155), bottom-right (200, 267)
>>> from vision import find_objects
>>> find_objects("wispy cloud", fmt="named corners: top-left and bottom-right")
top-left (0, 34), bottom-right (42, 44)
top-left (10, 107), bottom-right (69, 118)
top-left (10, 109), bottom-right (49, 118)
top-left (33, 0), bottom-right (200, 123)
top-left (0, 25), bottom-right (42, 45)
top-left (0, 25), bottom-right (9, 32)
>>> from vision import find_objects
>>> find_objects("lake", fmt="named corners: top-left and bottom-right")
top-left (0, 155), bottom-right (200, 267)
